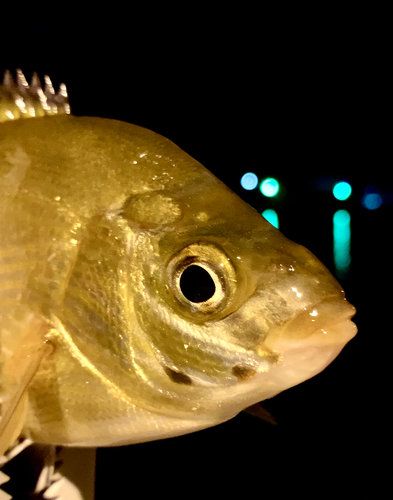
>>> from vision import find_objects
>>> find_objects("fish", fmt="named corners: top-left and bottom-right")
top-left (0, 69), bottom-right (357, 453)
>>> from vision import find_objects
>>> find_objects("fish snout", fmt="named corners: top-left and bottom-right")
top-left (265, 295), bottom-right (357, 350)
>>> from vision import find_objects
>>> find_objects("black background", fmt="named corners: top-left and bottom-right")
top-left (2, 5), bottom-right (388, 498)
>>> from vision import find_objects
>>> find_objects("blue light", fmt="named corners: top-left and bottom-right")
top-left (262, 209), bottom-right (279, 229)
top-left (333, 181), bottom-right (352, 201)
top-left (362, 193), bottom-right (383, 210)
top-left (240, 172), bottom-right (259, 190)
top-left (260, 178), bottom-right (280, 197)
top-left (333, 210), bottom-right (351, 279)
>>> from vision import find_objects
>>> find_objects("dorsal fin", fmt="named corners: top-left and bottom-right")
top-left (0, 69), bottom-right (71, 123)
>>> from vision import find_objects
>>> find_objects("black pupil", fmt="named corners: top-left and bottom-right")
top-left (179, 265), bottom-right (216, 303)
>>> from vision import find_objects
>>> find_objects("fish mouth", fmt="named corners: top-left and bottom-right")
top-left (220, 298), bottom-right (357, 411)
top-left (260, 295), bottom-right (357, 380)
top-left (268, 295), bottom-right (357, 345)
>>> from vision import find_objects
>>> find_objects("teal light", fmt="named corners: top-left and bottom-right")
top-left (333, 181), bottom-right (352, 201)
top-left (262, 209), bottom-right (279, 229)
top-left (260, 178), bottom-right (279, 197)
top-left (240, 172), bottom-right (258, 190)
top-left (333, 209), bottom-right (351, 279)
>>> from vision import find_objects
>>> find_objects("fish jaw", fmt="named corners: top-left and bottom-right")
top-left (264, 318), bottom-right (356, 394)
top-left (254, 296), bottom-right (357, 400)
top-left (206, 302), bottom-right (356, 423)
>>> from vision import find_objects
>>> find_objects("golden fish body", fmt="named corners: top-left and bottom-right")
top-left (0, 74), bottom-right (356, 448)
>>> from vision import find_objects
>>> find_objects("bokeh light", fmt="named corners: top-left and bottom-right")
top-left (240, 172), bottom-right (258, 190)
top-left (333, 209), bottom-right (351, 279)
top-left (362, 192), bottom-right (383, 210)
top-left (260, 178), bottom-right (280, 197)
top-left (333, 181), bottom-right (352, 201)
top-left (262, 209), bottom-right (279, 229)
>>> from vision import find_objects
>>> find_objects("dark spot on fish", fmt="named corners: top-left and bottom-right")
top-left (48, 281), bottom-right (58, 290)
top-left (164, 366), bottom-right (192, 385)
top-left (232, 365), bottom-right (256, 381)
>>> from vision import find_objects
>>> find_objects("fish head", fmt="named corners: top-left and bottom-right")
top-left (122, 161), bottom-right (357, 423)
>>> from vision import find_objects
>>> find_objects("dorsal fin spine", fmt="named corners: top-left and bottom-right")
top-left (0, 69), bottom-right (71, 123)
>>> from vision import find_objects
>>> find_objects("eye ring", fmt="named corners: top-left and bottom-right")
top-left (167, 243), bottom-right (237, 317)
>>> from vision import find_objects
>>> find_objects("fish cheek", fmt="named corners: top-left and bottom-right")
top-left (133, 297), bottom-right (233, 381)
top-left (133, 237), bottom-right (261, 383)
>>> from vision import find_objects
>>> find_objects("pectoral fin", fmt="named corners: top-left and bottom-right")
top-left (243, 403), bottom-right (277, 425)
top-left (0, 392), bottom-right (29, 458)
top-left (0, 324), bottom-right (53, 456)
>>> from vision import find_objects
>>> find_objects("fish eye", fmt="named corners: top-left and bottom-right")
top-left (167, 243), bottom-right (237, 318)
top-left (179, 264), bottom-right (217, 303)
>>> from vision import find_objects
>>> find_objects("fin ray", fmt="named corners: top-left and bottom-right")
top-left (0, 323), bottom-right (53, 456)
top-left (0, 69), bottom-right (70, 123)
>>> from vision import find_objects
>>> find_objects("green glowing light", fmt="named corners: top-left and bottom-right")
top-left (333, 181), bottom-right (352, 201)
top-left (260, 178), bottom-right (279, 197)
top-left (333, 209), bottom-right (351, 279)
top-left (333, 209), bottom-right (351, 226)
top-left (262, 209), bottom-right (279, 229)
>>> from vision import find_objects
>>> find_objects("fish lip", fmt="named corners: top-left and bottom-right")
top-left (265, 294), bottom-right (357, 348)
top-left (295, 293), bottom-right (356, 327)
top-left (308, 316), bottom-right (358, 346)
